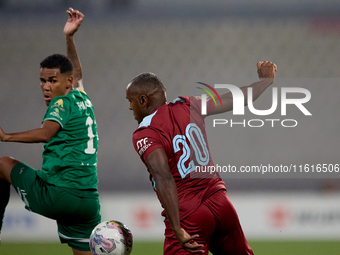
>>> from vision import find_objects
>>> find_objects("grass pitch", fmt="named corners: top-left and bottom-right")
top-left (1, 240), bottom-right (340, 255)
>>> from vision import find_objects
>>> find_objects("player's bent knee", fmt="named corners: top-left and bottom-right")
top-left (0, 156), bottom-right (20, 183)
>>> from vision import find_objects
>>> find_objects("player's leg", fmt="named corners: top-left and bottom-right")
top-left (163, 202), bottom-right (216, 255)
top-left (71, 248), bottom-right (93, 255)
top-left (0, 156), bottom-right (19, 183)
top-left (56, 192), bottom-right (101, 254)
top-left (0, 179), bottom-right (10, 233)
top-left (10, 164), bottom-right (100, 252)
top-left (0, 156), bottom-right (20, 232)
top-left (208, 190), bottom-right (253, 255)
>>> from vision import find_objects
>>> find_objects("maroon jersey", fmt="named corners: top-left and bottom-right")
top-left (132, 96), bottom-right (226, 220)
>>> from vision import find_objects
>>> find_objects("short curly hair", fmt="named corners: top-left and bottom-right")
top-left (40, 54), bottom-right (73, 74)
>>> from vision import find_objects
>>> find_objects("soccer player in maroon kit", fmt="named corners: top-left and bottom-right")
top-left (127, 61), bottom-right (277, 254)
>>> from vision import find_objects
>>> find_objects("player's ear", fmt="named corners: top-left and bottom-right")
top-left (140, 95), bottom-right (148, 107)
top-left (66, 75), bottom-right (73, 90)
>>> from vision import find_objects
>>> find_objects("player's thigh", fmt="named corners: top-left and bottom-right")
top-left (11, 162), bottom-right (101, 251)
top-left (10, 162), bottom-right (45, 212)
top-left (208, 191), bottom-right (253, 255)
top-left (10, 162), bottom-right (72, 217)
top-left (0, 156), bottom-right (20, 183)
top-left (11, 162), bottom-right (100, 219)
top-left (163, 203), bottom-right (216, 255)
top-left (57, 195), bottom-right (101, 251)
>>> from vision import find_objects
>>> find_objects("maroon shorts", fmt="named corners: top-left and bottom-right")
top-left (163, 190), bottom-right (253, 255)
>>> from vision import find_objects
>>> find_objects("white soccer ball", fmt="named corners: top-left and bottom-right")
top-left (89, 220), bottom-right (133, 255)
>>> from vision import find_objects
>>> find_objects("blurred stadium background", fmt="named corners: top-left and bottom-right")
top-left (1, 0), bottom-right (340, 254)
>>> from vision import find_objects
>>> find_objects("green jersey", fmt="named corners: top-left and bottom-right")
top-left (37, 88), bottom-right (99, 191)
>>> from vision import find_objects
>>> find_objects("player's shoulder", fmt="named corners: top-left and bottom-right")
top-left (74, 87), bottom-right (87, 95)
top-left (171, 96), bottom-right (189, 104)
top-left (133, 109), bottom-right (164, 140)
top-left (170, 96), bottom-right (201, 105)
top-left (70, 87), bottom-right (88, 98)
top-left (68, 88), bottom-right (92, 103)
top-left (138, 110), bottom-right (159, 129)
top-left (171, 97), bottom-right (187, 104)
top-left (135, 101), bottom-right (173, 131)
top-left (49, 95), bottom-right (71, 109)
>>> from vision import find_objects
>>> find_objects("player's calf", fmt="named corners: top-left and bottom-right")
top-left (0, 179), bottom-right (10, 233)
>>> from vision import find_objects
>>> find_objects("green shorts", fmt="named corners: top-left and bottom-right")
top-left (10, 162), bottom-right (101, 251)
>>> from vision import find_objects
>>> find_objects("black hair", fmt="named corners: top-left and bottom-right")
top-left (130, 72), bottom-right (166, 92)
top-left (40, 54), bottom-right (73, 74)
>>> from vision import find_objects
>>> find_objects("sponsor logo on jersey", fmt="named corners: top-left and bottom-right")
top-left (51, 99), bottom-right (65, 112)
top-left (55, 99), bottom-right (64, 108)
top-left (136, 137), bottom-right (153, 156)
top-left (49, 108), bottom-right (62, 119)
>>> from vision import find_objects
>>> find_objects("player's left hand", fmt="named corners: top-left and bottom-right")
top-left (175, 228), bottom-right (205, 254)
top-left (63, 7), bottom-right (84, 36)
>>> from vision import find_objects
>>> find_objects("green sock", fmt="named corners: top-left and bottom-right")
top-left (0, 179), bottom-right (10, 232)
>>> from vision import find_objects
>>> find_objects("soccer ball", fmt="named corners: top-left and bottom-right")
top-left (89, 220), bottom-right (133, 255)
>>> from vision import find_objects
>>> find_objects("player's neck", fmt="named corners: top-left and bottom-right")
top-left (148, 101), bottom-right (165, 114)
top-left (65, 87), bottom-right (73, 95)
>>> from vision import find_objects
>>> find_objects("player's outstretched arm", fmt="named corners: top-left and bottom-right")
top-left (146, 148), bottom-right (204, 254)
top-left (64, 7), bottom-right (84, 90)
top-left (210, 61), bottom-right (277, 115)
top-left (0, 121), bottom-right (60, 143)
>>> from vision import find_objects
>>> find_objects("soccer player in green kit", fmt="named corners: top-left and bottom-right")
top-left (0, 8), bottom-right (100, 255)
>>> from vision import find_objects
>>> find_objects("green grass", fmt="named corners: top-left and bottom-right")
top-left (1, 240), bottom-right (340, 255)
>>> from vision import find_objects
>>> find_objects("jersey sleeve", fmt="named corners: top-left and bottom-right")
top-left (42, 96), bottom-right (71, 128)
top-left (132, 127), bottom-right (164, 165)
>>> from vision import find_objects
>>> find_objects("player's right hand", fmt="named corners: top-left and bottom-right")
top-left (63, 7), bottom-right (84, 36)
top-left (257, 61), bottom-right (277, 81)
top-left (175, 228), bottom-right (205, 254)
